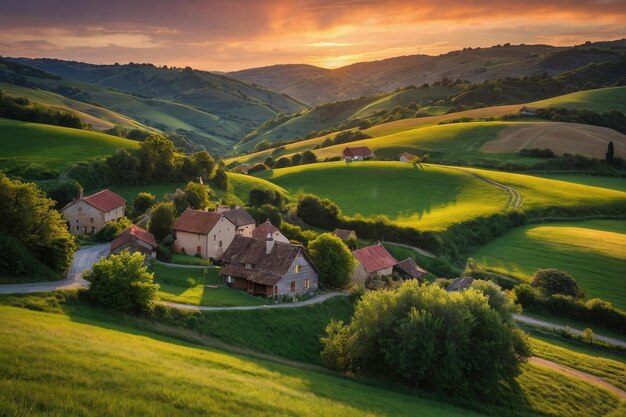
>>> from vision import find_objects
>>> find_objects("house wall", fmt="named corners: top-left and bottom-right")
top-left (236, 223), bottom-right (255, 237)
top-left (352, 261), bottom-right (393, 284)
top-left (62, 201), bottom-right (105, 235)
top-left (272, 231), bottom-right (290, 243)
top-left (173, 217), bottom-right (237, 259)
top-left (399, 156), bottom-right (410, 162)
top-left (274, 252), bottom-right (319, 296)
top-left (104, 205), bottom-right (125, 222)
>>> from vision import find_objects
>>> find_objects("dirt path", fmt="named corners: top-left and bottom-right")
top-left (382, 241), bottom-right (436, 258)
top-left (529, 357), bottom-right (626, 400)
top-left (453, 167), bottom-right (523, 209)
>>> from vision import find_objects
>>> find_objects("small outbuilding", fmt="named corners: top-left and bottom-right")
top-left (342, 146), bottom-right (374, 161)
top-left (399, 152), bottom-right (418, 162)
top-left (446, 276), bottom-right (475, 292)
top-left (352, 243), bottom-right (398, 283)
top-left (333, 228), bottom-right (357, 242)
top-left (110, 224), bottom-right (157, 258)
top-left (519, 106), bottom-right (538, 116)
top-left (394, 257), bottom-right (427, 280)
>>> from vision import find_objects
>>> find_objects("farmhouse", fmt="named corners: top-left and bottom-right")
top-left (399, 152), bottom-right (418, 162)
top-left (61, 189), bottom-right (125, 235)
top-left (352, 243), bottom-right (427, 283)
top-left (446, 276), bottom-right (475, 292)
top-left (252, 220), bottom-right (289, 243)
top-left (222, 207), bottom-right (257, 237)
top-left (172, 208), bottom-right (237, 260)
top-left (519, 106), bottom-right (538, 116)
top-left (220, 234), bottom-right (319, 297)
top-left (110, 224), bottom-right (157, 258)
top-left (334, 228), bottom-right (357, 241)
top-left (342, 146), bottom-right (374, 161)
top-left (394, 257), bottom-right (427, 280)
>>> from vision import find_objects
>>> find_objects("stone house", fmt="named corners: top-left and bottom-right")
top-left (220, 234), bottom-right (319, 298)
top-left (61, 189), bottom-right (125, 235)
top-left (110, 224), bottom-right (157, 258)
top-left (352, 243), bottom-right (427, 283)
top-left (342, 146), bottom-right (374, 161)
top-left (252, 220), bottom-right (289, 243)
top-left (172, 208), bottom-right (237, 260)
top-left (222, 207), bottom-right (256, 237)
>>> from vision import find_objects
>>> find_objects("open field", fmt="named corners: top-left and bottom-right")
top-left (533, 174), bottom-right (626, 193)
top-left (0, 118), bottom-right (139, 174)
top-left (107, 182), bottom-right (186, 203)
top-left (151, 263), bottom-right (266, 307)
top-left (258, 162), bottom-right (510, 231)
top-left (470, 220), bottom-right (626, 309)
top-left (530, 86), bottom-right (626, 113)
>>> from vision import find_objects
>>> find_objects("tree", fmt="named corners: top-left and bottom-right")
top-left (301, 150), bottom-right (318, 164)
top-left (149, 201), bottom-right (177, 241)
top-left (106, 148), bottom-right (141, 185)
top-left (297, 194), bottom-right (341, 229)
top-left (291, 153), bottom-right (302, 166)
top-left (307, 233), bottom-right (355, 289)
top-left (249, 186), bottom-right (282, 207)
top-left (133, 192), bottom-right (156, 215)
top-left (531, 269), bottom-right (580, 297)
top-left (84, 251), bottom-right (159, 312)
top-left (95, 217), bottom-right (132, 242)
top-left (47, 180), bottom-right (82, 209)
top-left (321, 281), bottom-right (530, 399)
top-left (274, 157), bottom-right (291, 168)
top-left (213, 168), bottom-right (228, 190)
top-left (0, 173), bottom-right (75, 275)
top-left (255, 140), bottom-right (272, 152)
top-left (184, 181), bottom-right (209, 209)
top-left (193, 151), bottom-right (215, 180)
top-left (249, 204), bottom-right (282, 227)
top-left (138, 135), bottom-right (176, 182)
top-left (470, 279), bottom-right (520, 322)
top-left (606, 141), bottom-right (614, 164)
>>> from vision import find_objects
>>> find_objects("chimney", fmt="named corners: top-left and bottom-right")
top-left (266, 233), bottom-right (274, 254)
top-left (79, 189), bottom-right (84, 199)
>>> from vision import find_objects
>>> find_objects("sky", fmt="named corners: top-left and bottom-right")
top-left (0, 0), bottom-right (625, 71)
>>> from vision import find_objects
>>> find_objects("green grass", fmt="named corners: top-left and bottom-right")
top-left (470, 220), bottom-right (626, 310)
top-left (151, 264), bottom-right (266, 307)
top-left (170, 253), bottom-right (212, 266)
top-left (526, 327), bottom-right (626, 363)
top-left (107, 182), bottom-right (186, 202)
top-left (0, 118), bottom-right (139, 173)
top-left (530, 86), bottom-right (626, 113)
top-left (218, 172), bottom-right (289, 205)
top-left (258, 162), bottom-right (509, 231)
top-left (533, 174), bottom-right (626, 193)
top-left (529, 337), bottom-right (626, 391)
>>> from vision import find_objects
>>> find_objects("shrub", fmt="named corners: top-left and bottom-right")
top-left (513, 284), bottom-right (541, 307)
top-left (296, 194), bottom-right (341, 230)
top-left (280, 222), bottom-right (318, 245)
top-left (531, 269), bottom-right (580, 297)
top-left (149, 201), bottom-right (177, 241)
top-left (156, 244), bottom-right (172, 262)
top-left (212, 168), bottom-right (228, 190)
top-left (95, 217), bottom-right (133, 242)
top-left (249, 186), bottom-right (283, 207)
top-left (0, 234), bottom-right (55, 280)
top-left (133, 192), bottom-right (156, 215)
top-left (183, 181), bottom-right (209, 209)
top-left (307, 233), bottom-right (355, 289)
top-left (248, 204), bottom-right (282, 227)
top-left (84, 251), bottom-right (159, 312)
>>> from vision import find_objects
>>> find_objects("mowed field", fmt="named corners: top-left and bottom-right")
top-left (0, 118), bottom-right (139, 173)
top-left (470, 220), bottom-right (626, 310)
top-left (530, 86), bottom-right (626, 113)
top-left (532, 174), bottom-right (626, 193)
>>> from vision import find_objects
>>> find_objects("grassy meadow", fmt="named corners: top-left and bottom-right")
top-left (258, 162), bottom-right (510, 231)
top-left (470, 220), bottom-right (626, 309)
top-left (151, 263), bottom-right (266, 307)
top-left (529, 86), bottom-right (626, 113)
top-left (533, 174), bottom-right (626, 193)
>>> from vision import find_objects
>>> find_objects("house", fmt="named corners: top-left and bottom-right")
top-left (399, 152), bottom-right (418, 162)
top-left (220, 234), bottom-right (319, 297)
top-left (446, 276), bottom-right (474, 292)
top-left (221, 207), bottom-right (256, 237)
top-left (394, 257), bottom-right (427, 280)
top-left (172, 208), bottom-right (238, 260)
top-left (352, 243), bottom-right (399, 283)
top-left (334, 228), bottom-right (357, 242)
top-left (519, 106), bottom-right (538, 116)
top-left (252, 220), bottom-right (289, 243)
top-left (110, 224), bottom-right (157, 258)
top-left (61, 189), bottom-right (125, 235)
top-left (342, 146), bottom-right (374, 161)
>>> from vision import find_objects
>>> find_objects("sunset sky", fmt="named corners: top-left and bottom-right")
top-left (1, 0), bottom-right (625, 71)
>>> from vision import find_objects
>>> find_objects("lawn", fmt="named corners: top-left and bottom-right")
top-left (107, 182), bottom-right (186, 202)
top-left (151, 263), bottom-right (266, 307)
top-left (0, 118), bottom-right (139, 174)
top-left (529, 86), bottom-right (626, 113)
top-left (533, 174), bottom-right (626, 193)
top-left (258, 162), bottom-right (509, 231)
top-left (170, 253), bottom-right (212, 266)
top-left (470, 220), bottom-right (626, 310)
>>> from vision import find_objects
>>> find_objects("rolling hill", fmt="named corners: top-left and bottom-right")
top-left (230, 40), bottom-right (626, 105)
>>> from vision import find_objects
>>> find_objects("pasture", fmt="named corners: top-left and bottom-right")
top-left (470, 220), bottom-right (626, 309)
top-left (529, 86), bottom-right (626, 113)
top-left (533, 174), bottom-right (626, 193)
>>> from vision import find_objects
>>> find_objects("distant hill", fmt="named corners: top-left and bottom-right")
top-left (230, 40), bottom-right (626, 105)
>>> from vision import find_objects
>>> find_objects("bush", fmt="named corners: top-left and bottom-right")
top-left (531, 269), bottom-right (580, 297)
top-left (321, 281), bottom-right (530, 398)
top-left (156, 244), bottom-right (172, 262)
top-left (0, 234), bottom-right (55, 280)
top-left (95, 217), bottom-right (133, 242)
top-left (84, 251), bottom-right (159, 312)
top-left (296, 194), bottom-right (341, 230)
top-left (248, 204), bottom-right (282, 227)
top-left (133, 192), bottom-right (156, 215)
top-left (212, 168), bottom-right (228, 190)
top-left (249, 186), bottom-right (283, 208)
top-left (307, 233), bottom-right (355, 289)
top-left (512, 284), bottom-right (542, 307)
top-left (280, 222), bottom-right (318, 245)
top-left (149, 202), bottom-right (177, 241)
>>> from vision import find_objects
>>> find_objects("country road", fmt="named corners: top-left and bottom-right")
top-left (454, 167), bottom-right (523, 209)
top-left (0, 244), bottom-right (109, 294)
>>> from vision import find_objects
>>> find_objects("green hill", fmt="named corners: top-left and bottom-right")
top-left (529, 86), bottom-right (626, 113)
top-left (470, 220), bottom-right (626, 310)
top-left (0, 118), bottom-right (139, 176)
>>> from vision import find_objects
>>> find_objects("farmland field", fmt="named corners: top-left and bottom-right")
top-left (529, 86), bottom-right (626, 113)
top-left (470, 220), bottom-right (626, 309)
top-left (533, 174), bottom-right (626, 193)
top-left (0, 118), bottom-right (139, 174)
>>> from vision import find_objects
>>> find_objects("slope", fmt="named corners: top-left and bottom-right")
top-left (530, 86), bottom-right (626, 113)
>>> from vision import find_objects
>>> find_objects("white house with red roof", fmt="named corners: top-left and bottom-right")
top-left (342, 146), bottom-right (374, 161)
top-left (352, 243), bottom-right (427, 283)
top-left (61, 189), bottom-right (126, 235)
top-left (172, 208), bottom-right (238, 260)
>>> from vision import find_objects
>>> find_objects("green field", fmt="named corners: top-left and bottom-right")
top-left (470, 220), bottom-right (626, 309)
top-left (108, 182), bottom-right (186, 202)
top-left (534, 174), bottom-right (626, 193)
top-left (258, 162), bottom-right (509, 231)
top-left (152, 263), bottom-right (266, 307)
top-left (0, 118), bottom-right (139, 174)
top-left (530, 86), bottom-right (626, 113)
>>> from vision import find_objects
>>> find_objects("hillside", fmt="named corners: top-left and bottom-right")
top-left (530, 86), bottom-right (626, 113)
top-left (230, 40), bottom-right (626, 105)
top-left (0, 118), bottom-right (139, 177)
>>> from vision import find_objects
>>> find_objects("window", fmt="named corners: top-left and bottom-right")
top-left (91, 226), bottom-right (95, 232)
top-left (90, 218), bottom-right (94, 224)
top-left (294, 265), bottom-right (303, 273)
top-left (213, 234), bottom-right (216, 241)
top-left (76, 226), bottom-right (79, 230)
top-left (304, 279), bottom-right (310, 290)
top-left (196, 246), bottom-right (201, 254)
top-left (226, 276), bottom-right (233, 284)
top-left (274, 285), bottom-right (278, 296)
top-left (219, 240), bottom-right (222, 248)
top-left (245, 263), bottom-right (252, 270)
top-left (290, 281), bottom-right (296, 293)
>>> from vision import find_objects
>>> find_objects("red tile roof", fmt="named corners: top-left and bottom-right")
top-left (111, 224), bottom-right (157, 251)
top-left (61, 189), bottom-right (125, 213)
top-left (352, 243), bottom-right (398, 274)
top-left (342, 146), bottom-right (373, 158)
top-left (252, 220), bottom-right (280, 240)
top-left (173, 208), bottom-right (224, 234)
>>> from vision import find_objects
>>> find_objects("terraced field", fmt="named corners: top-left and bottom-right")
top-left (470, 220), bottom-right (626, 309)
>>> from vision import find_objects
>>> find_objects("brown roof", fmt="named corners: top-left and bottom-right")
top-left (446, 276), bottom-right (474, 292)
top-left (220, 235), bottom-right (317, 286)
top-left (334, 228), bottom-right (356, 241)
top-left (110, 224), bottom-right (157, 252)
top-left (394, 257), bottom-right (427, 278)
top-left (399, 152), bottom-right (417, 160)
top-left (222, 208), bottom-right (256, 227)
top-left (173, 208), bottom-right (223, 234)
top-left (252, 220), bottom-right (280, 240)
top-left (352, 243), bottom-right (398, 274)
top-left (342, 146), bottom-right (373, 158)
top-left (62, 189), bottom-right (125, 213)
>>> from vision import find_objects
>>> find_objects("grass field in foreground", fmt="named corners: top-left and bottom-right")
top-left (0, 118), bottom-right (139, 174)
top-left (470, 220), bottom-right (626, 310)
top-left (0, 301), bottom-right (621, 417)
top-left (258, 162), bottom-right (509, 231)
top-left (151, 264), bottom-right (266, 307)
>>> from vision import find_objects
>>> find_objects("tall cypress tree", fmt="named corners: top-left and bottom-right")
top-left (605, 141), bottom-right (614, 164)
